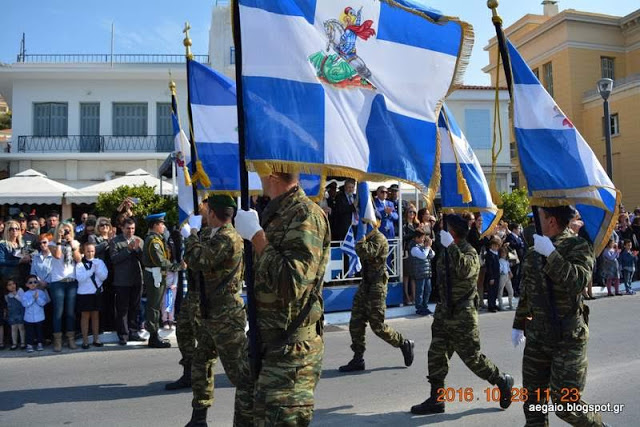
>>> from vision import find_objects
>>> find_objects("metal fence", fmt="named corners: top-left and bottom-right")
top-left (17, 135), bottom-right (174, 153)
top-left (16, 54), bottom-right (209, 64)
top-left (323, 238), bottom-right (402, 285)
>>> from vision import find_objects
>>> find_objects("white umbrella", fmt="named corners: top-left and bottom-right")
top-left (0, 169), bottom-right (76, 205)
top-left (66, 169), bottom-right (175, 204)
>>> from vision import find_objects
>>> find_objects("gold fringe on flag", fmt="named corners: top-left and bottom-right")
top-left (190, 160), bottom-right (211, 189)
top-left (457, 164), bottom-right (473, 204)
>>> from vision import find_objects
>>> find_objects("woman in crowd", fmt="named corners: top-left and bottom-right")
top-left (0, 220), bottom-right (32, 285)
top-left (89, 217), bottom-right (116, 331)
top-left (49, 222), bottom-right (82, 352)
top-left (402, 204), bottom-right (420, 305)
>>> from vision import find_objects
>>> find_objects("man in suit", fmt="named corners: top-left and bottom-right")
top-left (332, 178), bottom-right (358, 241)
top-left (374, 186), bottom-right (398, 239)
top-left (109, 217), bottom-right (145, 345)
top-left (484, 236), bottom-right (502, 312)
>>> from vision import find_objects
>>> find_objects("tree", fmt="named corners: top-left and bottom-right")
top-left (96, 184), bottom-right (177, 236)
top-left (499, 187), bottom-right (530, 226)
top-left (0, 111), bottom-right (11, 130)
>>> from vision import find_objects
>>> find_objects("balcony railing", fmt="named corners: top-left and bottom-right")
top-left (17, 135), bottom-right (174, 153)
top-left (16, 53), bottom-right (209, 64)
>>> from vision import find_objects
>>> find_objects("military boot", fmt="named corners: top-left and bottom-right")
top-left (148, 334), bottom-right (171, 348)
top-left (410, 384), bottom-right (445, 414)
top-left (496, 373), bottom-right (515, 409)
top-left (338, 354), bottom-right (365, 372)
top-left (400, 339), bottom-right (415, 367)
top-left (184, 408), bottom-right (207, 427)
top-left (165, 364), bottom-right (192, 390)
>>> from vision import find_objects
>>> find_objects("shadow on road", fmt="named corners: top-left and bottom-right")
top-left (320, 365), bottom-right (407, 379)
top-left (0, 374), bottom-right (233, 411)
top-left (313, 405), bottom-right (503, 426)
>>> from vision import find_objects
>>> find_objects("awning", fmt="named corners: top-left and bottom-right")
top-left (0, 169), bottom-right (76, 205)
top-left (65, 169), bottom-right (175, 204)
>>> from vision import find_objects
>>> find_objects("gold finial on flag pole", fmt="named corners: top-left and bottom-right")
top-left (487, 0), bottom-right (502, 24)
top-left (183, 22), bottom-right (194, 60)
top-left (169, 71), bottom-right (176, 95)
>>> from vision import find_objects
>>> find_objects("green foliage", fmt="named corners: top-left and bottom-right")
top-left (499, 187), bottom-right (531, 226)
top-left (0, 111), bottom-right (11, 130)
top-left (95, 184), bottom-right (177, 236)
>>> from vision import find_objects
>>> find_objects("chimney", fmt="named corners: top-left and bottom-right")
top-left (542, 1), bottom-right (559, 17)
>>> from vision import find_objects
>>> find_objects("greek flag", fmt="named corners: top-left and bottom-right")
top-left (188, 59), bottom-right (323, 197)
top-left (355, 181), bottom-right (377, 241)
top-left (171, 94), bottom-right (194, 225)
top-left (438, 104), bottom-right (501, 235)
top-left (340, 226), bottom-right (361, 277)
top-left (508, 40), bottom-right (620, 253)
top-left (238, 0), bottom-right (472, 198)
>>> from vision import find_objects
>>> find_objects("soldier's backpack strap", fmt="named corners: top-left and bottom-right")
top-left (212, 261), bottom-right (242, 295)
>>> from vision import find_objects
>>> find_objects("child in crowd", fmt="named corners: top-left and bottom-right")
top-left (602, 239), bottom-right (622, 296)
top-left (162, 272), bottom-right (178, 329)
top-left (4, 279), bottom-right (26, 350)
top-left (498, 247), bottom-right (514, 310)
top-left (619, 239), bottom-right (637, 295)
top-left (21, 274), bottom-right (50, 352)
top-left (409, 229), bottom-right (435, 316)
top-left (484, 236), bottom-right (502, 312)
top-left (75, 243), bottom-right (108, 349)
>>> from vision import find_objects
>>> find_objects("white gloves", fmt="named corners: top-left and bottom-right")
top-left (512, 328), bottom-right (525, 348)
top-left (180, 224), bottom-right (192, 239)
top-left (235, 209), bottom-right (263, 241)
top-left (440, 230), bottom-right (454, 248)
top-left (533, 234), bottom-right (556, 257)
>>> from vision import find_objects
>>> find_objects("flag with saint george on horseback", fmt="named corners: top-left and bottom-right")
top-left (170, 84), bottom-right (194, 225)
top-left (507, 40), bottom-right (620, 254)
top-left (236, 0), bottom-right (473, 199)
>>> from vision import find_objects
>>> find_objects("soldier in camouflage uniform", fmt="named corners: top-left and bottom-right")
top-left (142, 213), bottom-right (183, 348)
top-left (235, 172), bottom-right (330, 427)
top-left (165, 201), bottom-right (209, 391)
top-left (512, 206), bottom-right (606, 426)
top-left (411, 214), bottom-right (514, 415)
top-left (182, 195), bottom-right (253, 427)
top-left (338, 225), bottom-right (415, 372)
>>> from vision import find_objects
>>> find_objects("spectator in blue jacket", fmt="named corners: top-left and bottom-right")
top-left (21, 274), bottom-right (50, 352)
top-left (373, 186), bottom-right (399, 239)
top-left (619, 239), bottom-right (637, 295)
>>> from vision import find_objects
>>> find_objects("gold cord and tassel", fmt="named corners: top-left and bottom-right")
top-left (490, 45), bottom-right (504, 206)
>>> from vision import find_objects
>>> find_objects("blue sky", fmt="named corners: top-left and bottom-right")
top-left (2, 0), bottom-right (638, 85)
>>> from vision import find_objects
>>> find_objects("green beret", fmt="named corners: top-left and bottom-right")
top-left (207, 195), bottom-right (237, 209)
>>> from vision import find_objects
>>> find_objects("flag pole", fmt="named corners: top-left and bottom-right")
top-left (486, 0), bottom-right (542, 234)
top-left (232, 0), bottom-right (260, 380)
top-left (182, 22), bottom-right (200, 216)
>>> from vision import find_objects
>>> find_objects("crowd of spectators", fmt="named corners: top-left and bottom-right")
top-left (0, 200), bottom-right (181, 352)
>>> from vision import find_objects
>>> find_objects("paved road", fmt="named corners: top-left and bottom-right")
top-left (1, 294), bottom-right (637, 426)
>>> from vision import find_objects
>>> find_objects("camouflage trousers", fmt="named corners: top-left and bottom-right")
top-left (175, 291), bottom-right (200, 367)
top-left (522, 328), bottom-right (603, 426)
top-left (191, 304), bottom-right (253, 427)
top-left (349, 281), bottom-right (404, 356)
top-left (253, 335), bottom-right (324, 427)
top-left (427, 305), bottom-right (500, 387)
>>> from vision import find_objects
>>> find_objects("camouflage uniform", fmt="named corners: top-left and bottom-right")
top-left (349, 228), bottom-right (405, 356)
top-left (184, 223), bottom-right (253, 426)
top-left (428, 239), bottom-right (502, 387)
top-left (514, 228), bottom-right (603, 426)
top-left (142, 231), bottom-right (180, 340)
top-left (175, 272), bottom-right (200, 374)
top-left (249, 186), bottom-right (330, 427)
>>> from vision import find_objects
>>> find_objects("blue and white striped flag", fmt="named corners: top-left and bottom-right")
top-left (171, 94), bottom-right (194, 225)
top-left (188, 59), bottom-right (324, 198)
top-left (340, 226), bottom-right (361, 277)
top-left (508, 40), bottom-right (620, 253)
top-left (238, 0), bottom-right (472, 198)
top-left (438, 104), bottom-right (501, 236)
top-left (355, 181), bottom-right (377, 241)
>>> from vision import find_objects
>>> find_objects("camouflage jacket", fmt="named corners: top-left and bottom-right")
top-left (435, 239), bottom-right (480, 305)
top-left (184, 223), bottom-right (244, 311)
top-left (355, 228), bottom-right (389, 284)
top-left (254, 186), bottom-right (330, 335)
top-left (513, 228), bottom-right (593, 331)
top-left (142, 231), bottom-right (180, 271)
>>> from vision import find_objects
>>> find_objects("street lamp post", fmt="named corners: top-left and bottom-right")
top-left (597, 78), bottom-right (614, 179)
